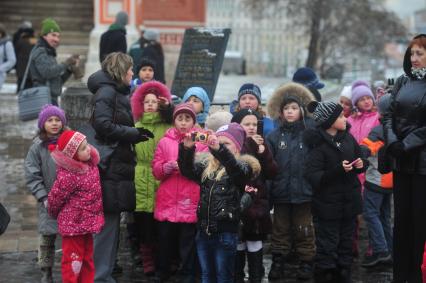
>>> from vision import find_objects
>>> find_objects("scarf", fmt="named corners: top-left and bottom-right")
top-left (411, 67), bottom-right (426, 80)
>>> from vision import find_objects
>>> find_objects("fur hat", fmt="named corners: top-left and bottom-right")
top-left (267, 82), bottom-right (315, 120)
top-left (307, 101), bottom-right (343, 129)
top-left (131, 81), bottom-right (171, 121)
top-left (173, 103), bottom-right (196, 123)
top-left (292, 67), bottom-right (324, 90)
top-left (351, 83), bottom-right (375, 107)
top-left (339, 85), bottom-right (352, 100)
top-left (231, 108), bottom-right (261, 124)
top-left (41, 18), bottom-right (60, 35)
top-left (205, 110), bottom-right (233, 132)
top-left (238, 83), bottom-right (261, 104)
top-left (38, 104), bottom-right (67, 130)
top-left (54, 130), bottom-right (86, 160)
top-left (182, 87), bottom-right (211, 125)
top-left (216, 123), bottom-right (246, 151)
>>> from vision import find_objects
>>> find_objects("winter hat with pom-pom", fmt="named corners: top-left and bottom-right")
top-left (307, 101), bottom-right (343, 129)
top-left (131, 81), bottom-right (171, 121)
top-left (351, 84), bottom-right (375, 107)
top-left (205, 110), bottom-right (233, 132)
top-left (38, 104), bottom-right (67, 130)
top-left (339, 86), bottom-right (352, 100)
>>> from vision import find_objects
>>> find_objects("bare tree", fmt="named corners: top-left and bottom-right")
top-left (243, 0), bottom-right (407, 73)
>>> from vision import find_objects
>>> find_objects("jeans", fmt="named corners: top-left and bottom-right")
top-left (363, 188), bottom-right (392, 254)
top-left (196, 231), bottom-right (238, 283)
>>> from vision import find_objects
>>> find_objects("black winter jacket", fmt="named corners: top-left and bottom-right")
top-left (382, 42), bottom-right (426, 175)
top-left (99, 28), bottom-right (127, 63)
top-left (303, 127), bottom-right (368, 220)
top-left (266, 119), bottom-right (315, 204)
top-left (178, 143), bottom-right (261, 235)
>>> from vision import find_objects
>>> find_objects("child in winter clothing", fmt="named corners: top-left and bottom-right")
top-left (152, 103), bottom-right (207, 282)
top-left (231, 83), bottom-right (276, 136)
top-left (265, 83), bottom-right (316, 280)
top-left (339, 85), bottom-right (353, 118)
top-left (360, 94), bottom-right (393, 267)
top-left (231, 109), bottom-right (278, 282)
top-left (130, 80), bottom-right (173, 275)
top-left (178, 122), bottom-right (261, 282)
top-left (47, 130), bottom-right (104, 283)
top-left (130, 57), bottom-right (156, 91)
top-left (182, 86), bottom-right (211, 128)
top-left (304, 101), bottom-right (368, 282)
top-left (25, 104), bottom-right (67, 283)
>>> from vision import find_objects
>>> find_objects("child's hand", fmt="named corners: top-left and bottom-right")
top-left (163, 161), bottom-right (178, 175)
top-left (251, 134), bottom-right (264, 146)
top-left (183, 133), bottom-right (195, 149)
top-left (342, 160), bottom-right (353, 172)
top-left (207, 134), bottom-right (220, 151)
top-left (353, 158), bottom-right (363, 169)
top-left (158, 96), bottom-right (170, 108)
top-left (245, 185), bottom-right (258, 194)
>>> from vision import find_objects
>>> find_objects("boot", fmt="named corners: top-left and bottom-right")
top-left (140, 244), bottom-right (156, 276)
top-left (297, 261), bottom-right (314, 280)
top-left (235, 250), bottom-right (246, 283)
top-left (247, 249), bottom-right (263, 283)
top-left (40, 267), bottom-right (53, 283)
top-left (314, 268), bottom-right (337, 283)
top-left (268, 253), bottom-right (285, 281)
top-left (337, 265), bottom-right (351, 283)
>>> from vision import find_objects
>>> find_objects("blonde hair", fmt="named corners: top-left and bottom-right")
top-left (200, 153), bottom-right (239, 182)
top-left (101, 52), bottom-right (133, 85)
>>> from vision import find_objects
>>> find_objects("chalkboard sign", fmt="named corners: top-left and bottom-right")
top-left (171, 28), bottom-right (231, 102)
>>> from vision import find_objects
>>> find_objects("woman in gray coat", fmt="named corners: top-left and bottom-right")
top-left (0, 24), bottom-right (16, 90)
top-left (25, 105), bottom-right (67, 283)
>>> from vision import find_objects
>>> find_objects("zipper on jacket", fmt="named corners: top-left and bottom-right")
top-left (206, 181), bottom-right (216, 236)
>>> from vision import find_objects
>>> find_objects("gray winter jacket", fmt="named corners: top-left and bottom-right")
top-left (0, 36), bottom-right (16, 89)
top-left (29, 37), bottom-right (71, 98)
top-left (24, 138), bottom-right (57, 235)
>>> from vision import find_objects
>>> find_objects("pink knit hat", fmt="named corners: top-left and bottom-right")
top-left (173, 103), bottom-right (196, 123)
top-left (216, 123), bottom-right (246, 151)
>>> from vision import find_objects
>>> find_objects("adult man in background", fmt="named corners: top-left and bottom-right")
top-left (99, 11), bottom-right (128, 63)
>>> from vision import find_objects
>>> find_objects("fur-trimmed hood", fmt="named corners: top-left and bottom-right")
top-left (267, 82), bottom-right (315, 120)
top-left (51, 147), bottom-right (100, 174)
top-left (195, 151), bottom-right (261, 180)
top-left (131, 81), bottom-right (172, 121)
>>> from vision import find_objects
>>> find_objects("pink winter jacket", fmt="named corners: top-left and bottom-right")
top-left (347, 111), bottom-right (380, 144)
top-left (152, 127), bottom-right (208, 223)
top-left (48, 148), bottom-right (104, 236)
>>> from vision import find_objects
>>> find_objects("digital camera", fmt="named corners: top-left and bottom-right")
top-left (191, 131), bottom-right (209, 142)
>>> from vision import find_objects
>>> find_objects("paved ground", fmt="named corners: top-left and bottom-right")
top-left (0, 88), bottom-right (393, 282)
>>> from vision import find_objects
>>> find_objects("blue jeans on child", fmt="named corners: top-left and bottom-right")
top-left (196, 230), bottom-right (238, 283)
top-left (363, 187), bottom-right (393, 254)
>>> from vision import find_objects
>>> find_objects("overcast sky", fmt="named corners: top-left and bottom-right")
top-left (386, 0), bottom-right (425, 18)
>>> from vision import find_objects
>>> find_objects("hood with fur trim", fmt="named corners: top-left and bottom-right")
top-left (51, 147), bottom-right (100, 174)
top-left (195, 151), bottom-right (261, 181)
top-left (131, 81), bottom-right (172, 121)
top-left (267, 82), bottom-right (315, 120)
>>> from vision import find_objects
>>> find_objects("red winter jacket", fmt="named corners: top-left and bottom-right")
top-left (48, 148), bottom-right (104, 236)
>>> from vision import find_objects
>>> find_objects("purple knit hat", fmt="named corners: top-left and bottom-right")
top-left (38, 104), bottom-right (67, 130)
top-left (173, 102), bottom-right (196, 123)
top-left (216, 123), bottom-right (246, 151)
top-left (351, 84), bottom-right (375, 107)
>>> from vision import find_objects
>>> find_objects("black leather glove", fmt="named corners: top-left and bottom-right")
top-left (136, 127), bottom-right (154, 142)
top-left (387, 141), bottom-right (405, 158)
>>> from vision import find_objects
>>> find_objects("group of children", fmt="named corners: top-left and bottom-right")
top-left (25, 61), bottom-right (400, 283)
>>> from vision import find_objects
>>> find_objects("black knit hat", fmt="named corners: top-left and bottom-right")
top-left (231, 108), bottom-right (261, 124)
top-left (136, 58), bottom-right (156, 73)
top-left (307, 101), bottom-right (343, 129)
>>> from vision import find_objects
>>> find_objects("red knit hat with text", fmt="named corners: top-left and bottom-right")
top-left (49, 130), bottom-right (86, 160)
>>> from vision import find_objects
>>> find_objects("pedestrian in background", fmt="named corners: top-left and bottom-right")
top-left (25, 105), bottom-right (68, 283)
top-left (304, 101), bottom-right (368, 282)
top-left (12, 21), bottom-right (36, 91)
top-left (87, 52), bottom-right (154, 283)
top-left (130, 58), bottom-right (156, 91)
top-left (99, 11), bottom-right (128, 63)
top-left (0, 23), bottom-right (16, 90)
top-left (266, 83), bottom-right (316, 280)
top-left (30, 18), bottom-right (79, 105)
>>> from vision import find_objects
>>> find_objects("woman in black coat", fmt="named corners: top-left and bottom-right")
top-left (87, 52), bottom-right (153, 282)
top-left (383, 34), bottom-right (426, 282)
